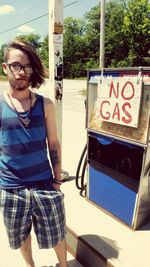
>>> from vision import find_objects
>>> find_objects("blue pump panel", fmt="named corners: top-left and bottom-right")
top-left (88, 165), bottom-right (137, 226)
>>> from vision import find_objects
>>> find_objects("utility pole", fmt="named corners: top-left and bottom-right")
top-left (100, 0), bottom-right (105, 68)
top-left (49, 0), bottom-right (63, 146)
top-left (49, 1), bottom-right (69, 179)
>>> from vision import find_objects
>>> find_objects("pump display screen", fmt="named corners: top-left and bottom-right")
top-left (87, 68), bottom-right (150, 145)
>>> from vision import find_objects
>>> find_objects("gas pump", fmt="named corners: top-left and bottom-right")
top-left (86, 67), bottom-right (150, 229)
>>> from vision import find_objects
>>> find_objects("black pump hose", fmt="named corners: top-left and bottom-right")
top-left (75, 144), bottom-right (87, 196)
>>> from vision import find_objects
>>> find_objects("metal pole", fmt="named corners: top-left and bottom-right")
top-left (100, 0), bottom-right (105, 68)
top-left (48, 0), bottom-right (63, 146)
top-left (49, 1), bottom-right (69, 179)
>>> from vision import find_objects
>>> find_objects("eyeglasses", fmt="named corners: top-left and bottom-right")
top-left (7, 62), bottom-right (33, 74)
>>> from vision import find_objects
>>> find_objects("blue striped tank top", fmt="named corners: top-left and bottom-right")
top-left (0, 93), bottom-right (53, 188)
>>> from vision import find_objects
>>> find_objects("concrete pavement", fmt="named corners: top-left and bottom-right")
top-left (63, 179), bottom-right (150, 267)
top-left (0, 214), bottom-right (82, 267)
top-left (2, 79), bottom-right (150, 266)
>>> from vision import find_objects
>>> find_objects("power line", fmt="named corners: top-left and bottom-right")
top-left (0, 0), bottom-right (85, 35)
top-left (64, 1), bottom-right (79, 8)
top-left (64, 0), bottom-right (86, 8)
top-left (0, 13), bottom-right (48, 35)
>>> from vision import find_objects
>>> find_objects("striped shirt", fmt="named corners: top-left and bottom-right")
top-left (0, 93), bottom-right (53, 188)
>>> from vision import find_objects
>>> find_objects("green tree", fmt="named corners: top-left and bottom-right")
top-left (17, 33), bottom-right (41, 50)
top-left (63, 16), bottom-right (87, 78)
top-left (63, 0), bottom-right (150, 75)
top-left (105, 0), bottom-right (128, 67)
top-left (0, 43), bottom-right (7, 75)
top-left (122, 0), bottom-right (150, 65)
top-left (1, 0), bottom-right (150, 78)
top-left (39, 34), bottom-right (49, 69)
top-left (83, 5), bottom-right (100, 68)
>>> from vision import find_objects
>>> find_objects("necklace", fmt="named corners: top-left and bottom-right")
top-left (7, 92), bottom-right (32, 128)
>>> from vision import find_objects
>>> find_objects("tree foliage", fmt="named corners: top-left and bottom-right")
top-left (63, 17), bottom-right (87, 77)
top-left (63, 0), bottom-right (150, 77)
top-left (0, 43), bottom-right (7, 75)
top-left (105, 0), bottom-right (128, 67)
top-left (39, 35), bottom-right (49, 69)
top-left (17, 33), bottom-right (41, 49)
top-left (122, 0), bottom-right (150, 65)
top-left (0, 0), bottom-right (149, 78)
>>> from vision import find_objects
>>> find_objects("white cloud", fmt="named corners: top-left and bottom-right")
top-left (0, 5), bottom-right (15, 15)
top-left (18, 25), bottom-right (35, 33)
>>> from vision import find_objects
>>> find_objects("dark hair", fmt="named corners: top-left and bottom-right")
top-left (4, 39), bottom-right (46, 89)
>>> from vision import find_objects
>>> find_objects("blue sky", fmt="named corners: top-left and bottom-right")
top-left (0, 0), bottom-right (100, 47)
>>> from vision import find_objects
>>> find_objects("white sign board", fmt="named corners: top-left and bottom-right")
top-left (95, 76), bottom-right (142, 128)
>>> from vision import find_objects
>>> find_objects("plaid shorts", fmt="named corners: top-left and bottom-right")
top-left (0, 183), bottom-right (66, 249)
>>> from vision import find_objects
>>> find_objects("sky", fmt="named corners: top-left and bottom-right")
top-left (0, 0), bottom-right (100, 47)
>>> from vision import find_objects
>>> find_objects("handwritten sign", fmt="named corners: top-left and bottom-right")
top-left (95, 76), bottom-right (143, 128)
